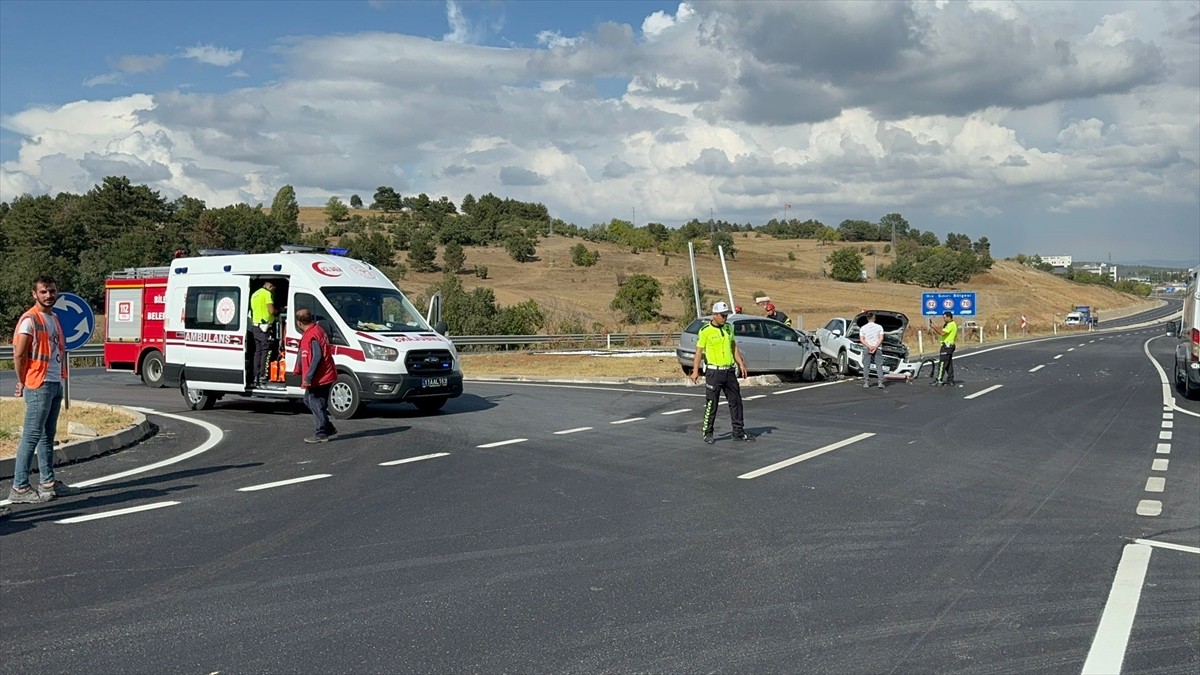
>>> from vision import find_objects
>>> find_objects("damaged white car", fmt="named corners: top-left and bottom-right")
top-left (814, 310), bottom-right (920, 379)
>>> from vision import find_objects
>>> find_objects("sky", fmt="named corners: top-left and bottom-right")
top-left (1, 0), bottom-right (1198, 266)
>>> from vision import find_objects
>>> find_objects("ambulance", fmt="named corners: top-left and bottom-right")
top-left (162, 246), bottom-right (463, 418)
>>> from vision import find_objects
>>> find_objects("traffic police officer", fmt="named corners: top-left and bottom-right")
top-left (690, 301), bottom-right (755, 444)
top-left (250, 280), bottom-right (277, 386)
top-left (930, 310), bottom-right (958, 386)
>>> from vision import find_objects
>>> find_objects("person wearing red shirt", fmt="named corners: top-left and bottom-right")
top-left (294, 308), bottom-right (339, 443)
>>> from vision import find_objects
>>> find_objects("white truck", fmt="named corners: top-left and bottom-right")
top-left (163, 247), bottom-right (463, 418)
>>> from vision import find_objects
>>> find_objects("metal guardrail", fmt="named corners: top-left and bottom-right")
top-left (0, 333), bottom-right (681, 362)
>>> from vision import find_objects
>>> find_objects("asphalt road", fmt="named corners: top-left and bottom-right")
top-left (1, 324), bottom-right (1196, 673)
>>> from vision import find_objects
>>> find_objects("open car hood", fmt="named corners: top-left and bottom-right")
top-left (850, 310), bottom-right (909, 337)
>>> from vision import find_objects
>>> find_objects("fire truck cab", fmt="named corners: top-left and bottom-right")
top-left (162, 247), bottom-right (463, 418)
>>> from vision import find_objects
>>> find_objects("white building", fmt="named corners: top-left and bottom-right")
top-left (1040, 255), bottom-right (1073, 267)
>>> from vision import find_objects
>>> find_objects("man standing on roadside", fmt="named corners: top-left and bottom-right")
top-left (690, 301), bottom-right (755, 445)
top-left (294, 308), bottom-right (339, 443)
top-left (859, 312), bottom-right (886, 389)
top-left (250, 280), bottom-right (277, 386)
top-left (8, 275), bottom-right (78, 504)
top-left (930, 310), bottom-right (958, 386)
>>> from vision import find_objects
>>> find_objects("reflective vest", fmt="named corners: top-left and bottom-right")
top-left (15, 308), bottom-right (67, 388)
top-left (296, 323), bottom-right (338, 387)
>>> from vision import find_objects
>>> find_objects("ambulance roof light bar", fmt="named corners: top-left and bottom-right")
top-left (280, 244), bottom-right (348, 256)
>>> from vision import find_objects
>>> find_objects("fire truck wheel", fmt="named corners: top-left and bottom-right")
top-left (181, 377), bottom-right (216, 411)
top-left (328, 373), bottom-right (362, 419)
top-left (141, 351), bottom-right (166, 388)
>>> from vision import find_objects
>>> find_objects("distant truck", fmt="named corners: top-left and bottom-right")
top-left (1065, 305), bottom-right (1096, 327)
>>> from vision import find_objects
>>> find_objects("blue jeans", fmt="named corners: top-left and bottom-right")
top-left (13, 381), bottom-right (63, 489)
top-left (304, 384), bottom-right (335, 437)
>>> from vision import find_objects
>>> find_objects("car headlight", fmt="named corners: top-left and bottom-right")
top-left (361, 341), bottom-right (399, 361)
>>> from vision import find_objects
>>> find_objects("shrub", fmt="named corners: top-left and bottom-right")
top-left (570, 243), bottom-right (600, 267)
top-left (610, 274), bottom-right (663, 323)
top-left (475, 265), bottom-right (488, 279)
top-left (827, 248), bottom-right (865, 282)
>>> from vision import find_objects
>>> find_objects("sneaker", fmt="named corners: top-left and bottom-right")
top-left (733, 433), bottom-right (756, 442)
top-left (878, 384), bottom-right (886, 389)
top-left (324, 426), bottom-right (339, 438)
top-left (703, 434), bottom-right (715, 445)
top-left (863, 382), bottom-right (871, 388)
top-left (38, 480), bottom-right (80, 499)
top-left (7, 486), bottom-right (47, 504)
top-left (929, 381), bottom-right (943, 387)
top-left (304, 435), bottom-right (329, 444)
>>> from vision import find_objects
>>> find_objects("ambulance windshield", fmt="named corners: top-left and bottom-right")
top-left (322, 287), bottom-right (432, 333)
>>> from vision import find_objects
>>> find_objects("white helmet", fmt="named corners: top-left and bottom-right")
top-left (711, 301), bottom-right (731, 315)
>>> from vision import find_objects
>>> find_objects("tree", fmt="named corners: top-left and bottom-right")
top-left (350, 194), bottom-right (363, 209)
top-left (610, 274), bottom-right (662, 323)
top-left (827, 248), bottom-right (865, 282)
top-left (669, 274), bottom-right (714, 325)
top-left (443, 240), bottom-right (465, 273)
top-left (836, 219), bottom-right (879, 242)
top-left (878, 213), bottom-right (910, 243)
top-left (371, 186), bottom-right (403, 212)
top-left (570, 243), bottom-right (600, 266)
top-left (270, 185), bottom-right (300, 230)
top-left (324, 196), bottom-right (349, 225)
top-left (913, 247), bottom-right (967, 287)
top-left (342, 231), bottom-right (394, 268)
top-left (817, 226), bottom-right (841, 247)
top-left (504, 231), bottom-right (537, 262)
top-left (709, 230), bottom-right (735, 258)
top-left (460, 193), bottom-right (477, 216)
top-left (407, 229), bottom-right (438, 272)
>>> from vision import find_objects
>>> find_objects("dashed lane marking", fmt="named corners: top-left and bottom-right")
top-left (478, 439), bottom-right (527, 448)
top-left (1159, 431), bottom-right (1173, 440)
top-left (661, 409), bottom-right (691, 415)
top-left (1136, 500), bottom-right (1163, 516)
top-left (1054, 354), bottom-right (1064, 360)
top-left (1162, 421), bottom-right (1174, 429)
top-left (553, 427), bottom-right (593, 435)
top-left (1029, 365), bottom-right (1045, 372)
top-left (379, 453), bottom-right (450, 466)
top-left (1152, 459), bottom-right (1168, 471)
top-left (55, 501), bottom-right (180, 525)
top-left (964, 384), bottom-right (1003, 400)
top-left (611, 417), bottom-right (645, 425)
top-left (1163, 412), bottom-right (1174, 420)
top-left (1145, 477), bottom-right (1165, 493)
top-left (1156, 443), bottom-right (1170, 454)
top-left (1068, 347), bottom-right (1076, 352)
top-left (744, 394), bottom-right (767, 400)
top-left (738, 433), bottom-right (875, 480)
top-left (1081, 544), bottom-right (1152, 674)
top-left (238, 474), bottom-right (331, 492)
top-left (1079, 343), bottom-right (1087, 347)
top-left (1133, 539), bottom-right (1200, 555)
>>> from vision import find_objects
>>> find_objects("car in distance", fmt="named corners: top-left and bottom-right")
top-left (814, 310), bottom-right (910, 376)
top-left (676, 313), bottom-right (822, 382)
top-left (1174, 265), bottom-right (1200, 399)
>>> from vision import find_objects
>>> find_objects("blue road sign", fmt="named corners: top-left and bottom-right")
top-left (921, 292), bottom-right (978, 317)
top-left (52, 292), bottom-right (96, 351)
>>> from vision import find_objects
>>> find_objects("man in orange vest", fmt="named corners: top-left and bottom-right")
top-left (8, 275), bottom-right (78, 506)
top-left (294, 308), bottom-right (339, 443)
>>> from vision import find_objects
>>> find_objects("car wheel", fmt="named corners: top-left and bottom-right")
top-left (838, 350), bottom-right (851, 375)
top-left (180, 377), bottom-right (215, 411)
top-left (414, 397), bottom-right (448, 413)
top-left (801, 357), bottom-right (818, 382)
top-left (140, 350), bottom-right (166, 388)
top-left (328, 373), bottom-right (362, 420)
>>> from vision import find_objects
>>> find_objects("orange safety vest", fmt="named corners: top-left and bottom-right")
top-left (15, 308), bottom-right (67, 388)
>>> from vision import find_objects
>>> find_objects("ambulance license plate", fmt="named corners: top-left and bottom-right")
top-left (422, 377), bottom-right (448, 388)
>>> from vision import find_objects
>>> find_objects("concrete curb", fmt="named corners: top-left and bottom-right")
top-left (0, 399), bottom-right (153, 480)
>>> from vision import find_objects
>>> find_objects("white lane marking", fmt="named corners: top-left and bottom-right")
top-left (611, 417), bottom-right (645, 425)
top-left (1054, 354), bottom-right (1064, 360)
top-left (1152, 459), bottom-right (1169, 471)
top-left (1079, 343), bottom-right (1087, 347)
top-left (744, 394), bottom-right (767, 400)
top-left (553, 427), bottom-right (593, 435)
top-left (478, 438), bottom-right (527, 448)
top-left (738, 433), bottom-right (875, 480)
top-left (1162, 412), bottom-right (1173, 420)
top-left (1081, 544), bottom-right (1152, 674)
top-left (1159, 430), bottom-right (1172, 440)
top-left (1029, 365), bottom-right (1045, 372)
top-left (238, 474), bottom-right (331, 492)
top-left (964, 384), bottom-right (1003, 400)
top-left (1068, 347), bottom-right (1076, 352)
top-left (1136, 500), bottom-right (1163, 516)
top-left (1141, 336), bottom-right (1200, 418)
top-left (1161, 421), bottom-right (1174, 429)
top-left (468, 380), bottom-right (704, 397)
top-left (772, 380), bottom-right (845, 395)
top-left (1145, 477), bottom-right (1165, 492)
top-left (379, 453), bottom-right (449, 466)
top-left (77, 408), bottom-right (224, 488)
top-left (1090, 340), bottom-right (1096, 343)
top-left (661, 408), bottom-right (691, 415)
top-left (1156, 443), bottom-right (1170, 454)
top-left (56, 501), bottom-right (180, 524)
top-left (1133, 539), bottom-right (1200, 555)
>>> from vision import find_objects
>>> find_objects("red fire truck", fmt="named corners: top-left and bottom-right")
top-left (103, 267), bottom-right (169, 387)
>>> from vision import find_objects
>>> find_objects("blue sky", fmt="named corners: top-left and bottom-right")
top-left (2, 0), bottom-right (1198, 265)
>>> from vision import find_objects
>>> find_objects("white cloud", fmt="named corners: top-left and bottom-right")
top-left (181, 44), bottom-right (243, 67)
top-left (83, 72), bottom-right (122, 87)
top-left (114, 54), bottom-right (169, 73)
top-left (443, 0), bottom-right (481, 44)
top-left (642, 2), bottom-right (695, 38)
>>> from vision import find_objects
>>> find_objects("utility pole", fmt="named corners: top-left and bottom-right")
top-left (632, 206), bottom-right (635, 227)
top-left (709, 207), bottom-right (714, 233)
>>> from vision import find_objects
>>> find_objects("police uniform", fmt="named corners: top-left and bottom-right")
top-left (250, 283), bottom-right (276, 385)
top-left (695, 302), bottom-right (754, 443)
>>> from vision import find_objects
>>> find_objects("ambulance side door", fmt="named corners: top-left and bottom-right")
top-left (176, 278), bottom-right (252, 388)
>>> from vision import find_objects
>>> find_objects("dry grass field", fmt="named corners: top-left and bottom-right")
top-left (297, 207), bottom-right (1151, 335)
top-left (0, 399), bottom-right (138, 460)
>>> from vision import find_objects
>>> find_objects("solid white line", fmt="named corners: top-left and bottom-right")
top-left (1156, 443), bottom-right (1170, 454)
top-left (611, 417), bottom-right (645, 425)
top-left (1136, 500), bottom-right (1162, 516)
top-left (1029, 365), bottom-right (1045, 372)
top-left (56, 501), bottom-right (180, 524)
top-left (1054, 354), bottom-right (1064, 360)
top-left (379, 453), bottom-right (449, 466)
top-left (1151, 459), bottom-right (1168, 471)
top-left (738, 433), bottom-right (875, 480)
top-left (467, 380), bottom-right (704, 398)
top-left (238, 474), bottom-right (331, 492)
top-left (772, 380), bottom-right (847, 395)
top-left (478, 438), bottom-right (527, 448)
top-left (553, 427), bottom-right (593, 435)
top-left (1133, 539), bottom-right (1200, 555)
top-left (75, 408), bottom-right (225, 488)
top-left (744, 394), bottom-right (766, 400)
top-left (964, 384), bottom-right (1003, 400)
top-left (1159, 430), bottom-right (1172, 440)
top-left (1145, 477), bottom-right (1165, 492)
top-left (1141, 336), bottom-right (1200, 418)
top-left (1081, 544), bottom-right (1152, 675)
top-left (661, 408), bottom-right (691, 415)
top-left (1162, 421), bottom-right (1174, 429)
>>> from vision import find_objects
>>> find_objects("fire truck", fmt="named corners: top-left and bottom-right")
top-left (103, 267), bottom-right (170, 387)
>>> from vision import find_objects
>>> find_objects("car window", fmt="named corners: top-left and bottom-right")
top-left (823, 319), bottom-right (843, 332)
top-left (684, 319), bottom-right (707, 335)
top-left (734, 320), bottom-right (764, 340)
top-left (763, 321), bottom-right (796, 342)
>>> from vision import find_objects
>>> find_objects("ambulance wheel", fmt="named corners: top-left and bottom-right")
top-left (181, 378), bottom-right (216, 411)
top-left (328, 373), bottom-right (361, 420)
top-left (414, 397), bottom-right (447, 413)
top-left (141, 350), bottom-right (166, 388)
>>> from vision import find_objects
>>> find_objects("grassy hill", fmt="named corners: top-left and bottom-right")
top-left (296, 207), bottom-right (1152, 334)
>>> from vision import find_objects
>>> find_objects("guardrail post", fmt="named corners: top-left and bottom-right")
top-left (1003, 324), bottom-right (1008, 340)
top-left (606, 334), bottom-right (611, 350)
top-left (918, 331), bottom-right (923, 356)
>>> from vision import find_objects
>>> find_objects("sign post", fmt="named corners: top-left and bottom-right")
top-left (52, 292), bottom-right (96, 411)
